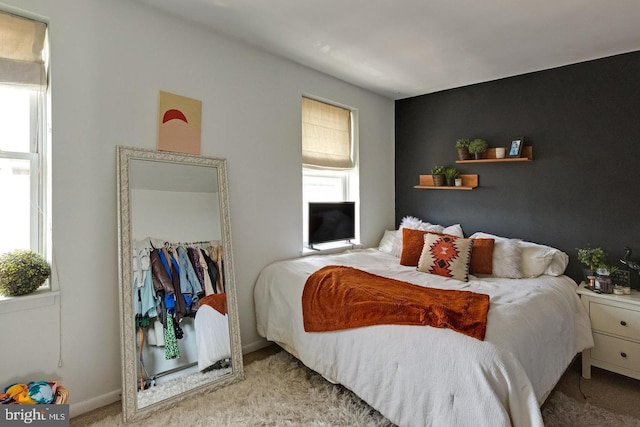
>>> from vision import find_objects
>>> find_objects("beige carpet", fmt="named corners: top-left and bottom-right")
top-left (73, 351), bottom-right (640, 426)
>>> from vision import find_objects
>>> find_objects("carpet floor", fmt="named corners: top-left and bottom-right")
top-left (73, 351), bottom-right (640, 426)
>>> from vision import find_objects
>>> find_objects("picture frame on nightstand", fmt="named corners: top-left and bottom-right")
top-left (612, 269), bottom-right (631, 287)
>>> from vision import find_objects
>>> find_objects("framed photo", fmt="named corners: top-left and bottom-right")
top-left (612, 269), bottom-right (631, 287)
top-left (507, 137), bottom-right (524, 158)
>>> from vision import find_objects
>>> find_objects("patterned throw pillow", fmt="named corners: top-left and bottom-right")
top-left (417, 233), bottom-right (474, 281)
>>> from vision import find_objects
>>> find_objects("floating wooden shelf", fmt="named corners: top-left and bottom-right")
top-left (414, 174), bottom-right (478, 190)
top-left (456, 146), bottom-right (533, 163)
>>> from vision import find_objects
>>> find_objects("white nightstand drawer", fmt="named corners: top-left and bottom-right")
top-left (590, 301), bottom-right (640, 340)
top-left (591, 332), bottom-right (640, 373)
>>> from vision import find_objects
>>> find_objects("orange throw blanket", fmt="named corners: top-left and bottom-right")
top-left (302, 265), bottom-right (490, 340)
top-left (198, 293), bottom-right (227, 315)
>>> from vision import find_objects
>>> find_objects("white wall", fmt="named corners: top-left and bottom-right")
top-left (131, 189), bottom-right (221, 243)
top-left (0, 0), bottom-right (395, 415)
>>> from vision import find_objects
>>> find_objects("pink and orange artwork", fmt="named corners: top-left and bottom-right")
top-left (157, 91), bottom-right (202, 155)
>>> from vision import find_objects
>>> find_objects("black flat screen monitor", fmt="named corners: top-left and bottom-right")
top-left (308, 202), bottom-right (355, 247)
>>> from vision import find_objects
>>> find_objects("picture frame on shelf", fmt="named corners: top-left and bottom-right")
top-left (507, 137), bottom-right (524, 158)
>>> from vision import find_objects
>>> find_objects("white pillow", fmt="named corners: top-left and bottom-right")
top-left (470, 232), bottom-right (569, 277)
top-left (391, 216), bottom-right (443, 257)
top-left (492, 238), bottom-right (523, 279)
top-left (391, 216), bottom-right (464, 257)
top-left (443, 223), bottom-right (464, 238)
top-left (377, 230), bottom-right (397, 253)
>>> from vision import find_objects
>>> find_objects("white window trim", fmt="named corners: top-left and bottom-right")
top-left (0, 289), bottom-right (59, 314)
top-left (301, 96), bottom-right (360, 253)
top-left (0, 71), bottom-right (53, 309)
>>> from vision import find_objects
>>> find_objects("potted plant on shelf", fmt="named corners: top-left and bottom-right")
top-left (468, 139), bottom-right (488, 160)
top-left (431, 165), bottom-right (446, 187)
top-left (455, 139), bottom-right (471, 160)
top-left (444, 167), bottom-right (459, 186)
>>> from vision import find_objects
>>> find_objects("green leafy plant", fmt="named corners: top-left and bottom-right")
top-left (444, 167), bottom-right (459, 179)
top-left (468, 139), bottom-right (488, 154)
top-left (0, 250), bottom-right (51, 296)
top-left (455, 139), bottom-right (471, 149)
top-left (576, 245), bottom-right (607, 272)
top-left (431, 165), bottom-right (445, 175)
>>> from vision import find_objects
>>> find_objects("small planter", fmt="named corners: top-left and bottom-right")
top-left (432, 174), bottom-right (445, 187)
top-left (468, 139), bottom-right (488, 161)
top-left (457, 148), bottom-right (471, 161)
top-left (446, 177), bottom-right (456, 186)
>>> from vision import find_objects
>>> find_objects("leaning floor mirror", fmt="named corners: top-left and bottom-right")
top-left (116, 146), bottom-right (243, 422)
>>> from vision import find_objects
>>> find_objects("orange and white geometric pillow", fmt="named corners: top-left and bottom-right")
top-left (417, 233), bottom-right (474, 282)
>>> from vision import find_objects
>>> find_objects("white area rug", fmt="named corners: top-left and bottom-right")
top-left (137, 365), bottom-right (232, 408)
top-left (84, 351), bottom-right (640, 426)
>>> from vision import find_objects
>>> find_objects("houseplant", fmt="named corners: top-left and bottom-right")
top-left (577, 245), bottom-right (607, 272)
top-left (0, 249), bottom-right (51, 296)
top-left (444, 167), bottom-right (459, 186)
top-left (455, 139), bottom-right (471, 160)
top-left (431, 165), bottom-right (446, 186)
top-left (577, 245), bottom-right (607, 286)
top-left (468, 139), bottom-right (488, 160)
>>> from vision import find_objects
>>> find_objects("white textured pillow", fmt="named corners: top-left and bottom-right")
top-left (492, 238), bottom-right (523, 279)
top-left (470, 232), bottom-right (568, 277)
top-left (377, 230), bottom-right (397, 253)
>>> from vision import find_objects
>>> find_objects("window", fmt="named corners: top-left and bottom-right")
top-left (302, 96), bottom-right (359, 246)
top-left (0, 11), bottom-right (50, 276)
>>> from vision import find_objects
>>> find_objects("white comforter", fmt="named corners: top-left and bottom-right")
top-left (254, 249), bottom-right (594, 427)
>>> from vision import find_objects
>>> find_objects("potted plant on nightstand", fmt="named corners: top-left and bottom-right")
top-left (444, 167), bottom-right (459, 186)
top-left (577, 245), bottom-right (607, 286)
top-left (431, 165), bottom-right (446, 187)
top-left (468, 139), bottom-right (488, 160)
top-left (455, 139), bottom-right (471, 160)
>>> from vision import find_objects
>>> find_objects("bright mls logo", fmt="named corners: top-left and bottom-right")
top-left (2, 405), bottom-right (69, 426)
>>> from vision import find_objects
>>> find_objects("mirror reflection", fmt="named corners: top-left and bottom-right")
top-left (117, 147), bottom-right (243, 422)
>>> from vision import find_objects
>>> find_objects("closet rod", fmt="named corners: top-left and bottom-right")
top-left (151, 361), bottom-right (198, 380)
top-left (178, 240), bottom-right (215, 246)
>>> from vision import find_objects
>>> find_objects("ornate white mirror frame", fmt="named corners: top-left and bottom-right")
top-left (116, 146), bottom-right (244, 422)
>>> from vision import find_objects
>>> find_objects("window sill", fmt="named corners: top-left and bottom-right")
top-left (301, 242), bottom-right (363, 256)
top-left (0, 289), bottom-right (60, 314)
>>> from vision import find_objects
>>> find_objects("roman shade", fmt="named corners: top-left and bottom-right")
top-left (302, 97), bottom-right (353, 169)
top-left (0, 11), bottom-right (47, 88)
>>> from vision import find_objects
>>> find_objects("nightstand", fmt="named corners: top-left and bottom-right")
top-left (577, 283), bottom-right (640, 379)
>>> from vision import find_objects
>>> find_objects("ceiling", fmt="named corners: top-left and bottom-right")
top-left (136, 0), bottom-right (640, 99)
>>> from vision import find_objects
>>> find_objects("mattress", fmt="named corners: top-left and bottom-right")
top-left (254, 248), bottom-right (594, 427)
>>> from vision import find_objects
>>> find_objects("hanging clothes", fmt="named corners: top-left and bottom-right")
top-left (187, 247), bottom-right (207, 294)
top-left (160, 247), bottom-right (186, 321)
top-left (193, 248), bottom-right (215, 295)
top-left (207, 244), bottom-right (225, 293)
top-left (176, 246), bottom-right (203, 300)
top-left (163, 314), bottom-right (180, 360)
top-left (150, 248), bottom-right (174, 294)
top-left (201, 249), bottom-right (221, 294)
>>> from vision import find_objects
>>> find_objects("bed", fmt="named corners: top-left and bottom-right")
top-left (254, 225), bottom-right (594, 427)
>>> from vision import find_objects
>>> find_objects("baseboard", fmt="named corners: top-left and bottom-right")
top-left (70, 341), bottom-right (269, 418)
top-left (242, 338), bottom-right (270, 355)
top-left (70, 389), bottom-right (121, 418)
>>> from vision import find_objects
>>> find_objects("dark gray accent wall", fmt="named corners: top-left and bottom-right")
top-left (395, 51), bottom-right (640, 286)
